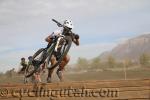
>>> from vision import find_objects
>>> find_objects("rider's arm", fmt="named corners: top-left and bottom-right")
top-left (45, 30), bottom-right (62, 43)
top-left (73, 34), bottom-right (80, 46)
top-left (45, 35), bottom-right (52, 43)
top-left (45, 33), bottom-right (55, 43)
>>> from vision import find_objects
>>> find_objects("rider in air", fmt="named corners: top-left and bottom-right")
top-left (45, 19), bottom-right (80, 82)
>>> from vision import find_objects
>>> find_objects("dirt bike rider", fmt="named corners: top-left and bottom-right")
top-left (45, 19), bottom-right (80, 82)
top-left (18, 57), bottom-right (28, 74)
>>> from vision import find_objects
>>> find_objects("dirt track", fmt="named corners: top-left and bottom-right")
top-left (0, 79), bottom-right (150, 100)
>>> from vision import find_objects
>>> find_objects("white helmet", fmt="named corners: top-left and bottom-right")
top-left (63, 19), bottom-right (74, 29)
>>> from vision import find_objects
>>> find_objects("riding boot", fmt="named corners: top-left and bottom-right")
top-left (56, 69), bottom-right (63, 82)
top-left (47, 77), bottom-right (52, 83)
top-left (47, 67), bottom-right (55, 83)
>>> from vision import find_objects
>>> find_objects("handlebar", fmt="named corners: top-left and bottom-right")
top-left (52, 19), bottom-right (63, 27)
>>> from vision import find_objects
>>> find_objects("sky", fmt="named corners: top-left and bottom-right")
top-left (0, 0), bottom-right (150, 72)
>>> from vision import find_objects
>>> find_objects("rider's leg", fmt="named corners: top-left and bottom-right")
top-left (40, 62), bottom-right (46, 73)
top-left (47, 55), bottom-right (57, 83)
top-left (36, 73), bottom-right (41, 83)
top-left (56, 55), bottom-right (70, 82)
top-left (18, 64), bottom-right (27, 74)
top-left (33, 72), bottom-right (41, 83)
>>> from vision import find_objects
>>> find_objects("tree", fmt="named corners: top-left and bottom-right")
top-left (0, 72), bottom-right (4, 77)
top-left (140, 53), bottom-right (150, 67)
top-left (124, 59), bottom-right (132, 68)
top-left (5, 68), bottom-right (15, 78)
top-left (107, 56), bottom-right (116, 68)
top-left (90, 57), bottom-right (101, 69)
top-left (76, 57), bottom-right (89, 70)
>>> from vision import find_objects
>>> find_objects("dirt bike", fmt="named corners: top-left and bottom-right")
top-left (25, 19), bottom-right (74, 78)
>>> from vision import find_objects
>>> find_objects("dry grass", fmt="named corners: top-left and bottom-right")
top-left (0, 67), bottom-right (149, 84)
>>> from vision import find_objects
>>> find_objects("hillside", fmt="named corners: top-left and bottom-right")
top-left (100, 33), bottom-right (150, 61)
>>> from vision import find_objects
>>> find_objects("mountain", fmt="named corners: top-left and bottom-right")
top-left (100, 34), bottom-right (150, 62)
